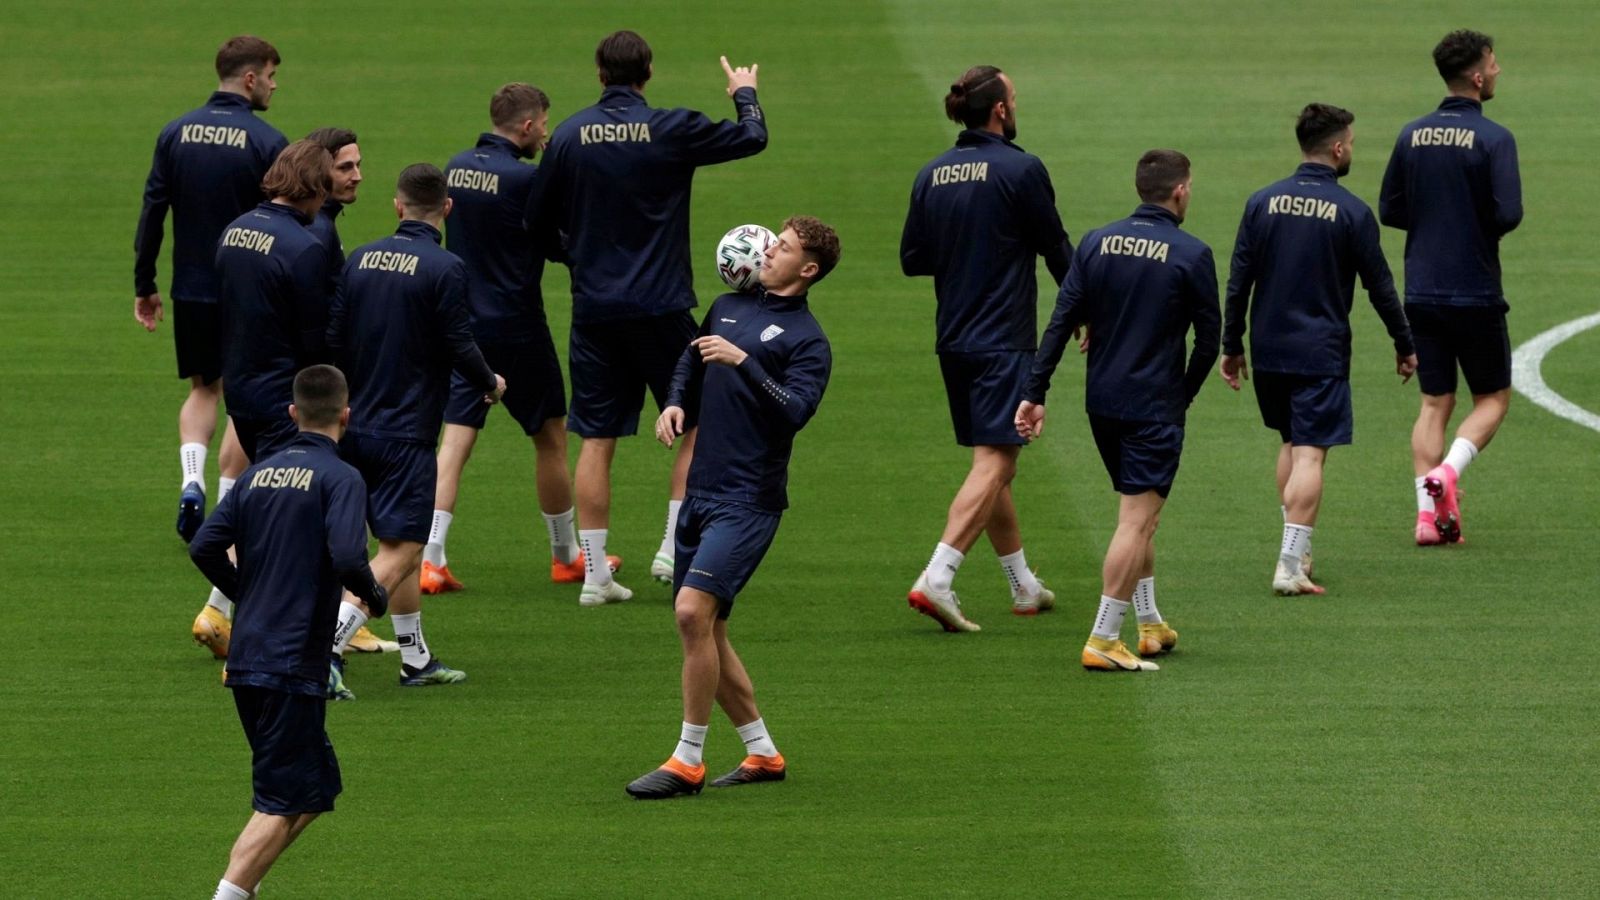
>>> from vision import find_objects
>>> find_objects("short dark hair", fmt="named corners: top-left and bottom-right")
top-left (215, 35), bottom-right (279, 81)
top-left (396, 163), bottom-right (448, 214)
top-left (783, 215), bottom-right (841, 285)
top-left (261, 140), bottom-right (332, 202)
top-left (1135, 149), bottom-right (1191, 203)
top-left (304, 127), bottom-right (357, 156)
top-left (1434, 30), bottom-right (1494, 84)
top-left (944, 65), bottom-right (1008, 130)
top-left (1295, 103), bottom-right (1355, 153)
top-left (490, 83), bottom-right (551, 128)
top-left (293, 365), bottom-right (347, 427)
top-left (596, 30), bottom-right (652, 87)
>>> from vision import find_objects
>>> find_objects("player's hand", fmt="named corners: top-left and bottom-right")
top-left (1015, 400), bottom-right (1046, 441)
top-left (1397, 353), bottom-right (1418, 384)
top-left (1076, 324), bottom-right (1091, 354)
top-left (656, 406), bottom-right (686, 448)
top-left (484, 373), bottom-right (506, 405)
top-left (722, 56), bottom-right (758, 95)
top-left (367, 583), bottom-right (390, 620)
top-left (694, 335), bottom-right (747, 366)
top-left (1220, 354), bottom-right (1248, 391)
top-left (135, 293), bottom-right (164, 331)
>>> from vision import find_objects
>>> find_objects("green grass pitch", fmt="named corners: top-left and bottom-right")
top-left (4, 0), bottom-right (1599, 896)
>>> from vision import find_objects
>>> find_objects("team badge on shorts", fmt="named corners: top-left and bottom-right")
top-left (760, 325), bottom-right (784, 342)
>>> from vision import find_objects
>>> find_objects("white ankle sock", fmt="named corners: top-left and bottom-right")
top-left (217, 476), bottom-right (236, 504)
top-left (658, 500), bottom-right (683, 557)
top-left (736, 717), bottom-right (778, 757)
top-left (331, 601), bottom-right (369, 655)
top-left (392, 612), bottom-right (429, 668)
top-left (1415, 476), bottom-right (1435, 513)
top-left (205, 588), bottom-right (234, 619)
top-left (424, 511), bottom-right (452, 567)
top-left (544, 508), bottom-right (578, 564)
top-left (997, 549), bottom-right (1041, 599)
top-left (1132, 576), bottom-right (1161, 624)
top-left (213, 879), bottom-right (251, 900)
top-left (181, 442), bottom-right (207, 488)
top-left (1280, 523), bottom-right (1313, 574)
top-left (579, 529), bottom-right (611, 585)
top-left (1091, 595), bottom-right (1130, 640)
top-left (1443, 437), bottom-right (1479, 475)
top-left (673, 722), bottom-right (708, 767)
top-left (925, 542), bottom-right (964, 593)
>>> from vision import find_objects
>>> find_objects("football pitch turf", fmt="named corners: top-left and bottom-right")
top-left (4, 0), bottom-right (1599, 896)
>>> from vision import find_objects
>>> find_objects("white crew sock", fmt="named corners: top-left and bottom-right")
top-left (1443, 437), bottom-right (1479, 476)
top-left (330, 601), bottom-right (369, 655)
top-left (181, 442), bottom-right (207, 488)
top-left (1091, 595), bottom-right (1130, 641)
top-left (1133, 576), bottom-right (1161, 624)
top-left (205, 588), bottom-right (234, 619)
top-left (424, 510), bottom-right (452, 568)
top-left (657, 500), bottom-right (683, 558)
top-left (213, 879), bottom-right (251, 900)
top-left (1280, 523), bottom-right (1314, 575)
top-left (580, 529), bottom-right (611, 585)
top-left (217, 476), bottom-right (236, 504)
top-left (392, 612), bottom-right (429, 669)
top-left (544, 508), bottom-right (578, 564)
top-left (735, 717), bottom-right (779, 758)
top-left (673, 722), bottom-right (708, 767)
top-left (925, 542), bottom-right (964, 593)
top-left (997, 549), bottom-right (1042, 599)
top-left (1415, 476), bottom-right (1435, 514)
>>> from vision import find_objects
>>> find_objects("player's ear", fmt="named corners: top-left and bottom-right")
top-left (288, 403), bottom-right (300, 425)
top-left (442, 197), bottom-right (454, 218)
top-left (800, 260), bottom-right (819, 281)
top-left (393, 197), bottom-right (404, 220)
top-left (340, 407), bottom-right (351, 428)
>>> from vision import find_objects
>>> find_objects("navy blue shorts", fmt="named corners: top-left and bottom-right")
top-left (1406, 303), bottom-right (1511, 396)
top-left (445, 335), bottom-right (566, 435)
top-left (173, 298), bottom-right (222, 384)
top-left (340, 433), bottom-right (434, 543)
top-left (568, 311), bottom-right (698, 438)
top-left (938, 351), bottom-right (1030, 447)
top-left (1089, 414), bottom-right (1184, 498)
top-left (232, 686), bottom-right (341, 816)
top-left (672, 497), bottom-right (783, 619)
top-left (232, 412), bottom-right (299, 463)
top-left (1251, 372), bottom-right (1353, 447)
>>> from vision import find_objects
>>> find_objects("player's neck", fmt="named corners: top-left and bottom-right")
top-left (215, 82), bottom-right (249, 99)
top-left (401, 214), bottom-right (445, 231)
top-left (298, 425), bottom-right (340, 442)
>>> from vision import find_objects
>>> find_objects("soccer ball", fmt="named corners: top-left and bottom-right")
top-left (715, 224), bottom-right (776, 292)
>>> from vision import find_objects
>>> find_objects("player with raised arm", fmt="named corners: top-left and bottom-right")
top-left (625, 217), bottom-right (837, 799)
top-left (1380, 30), bottom-right (1521, 545)
top-left (189, 365), bottom-right (389, 900)
top-left (900, 64), bottom-right (1072, 632)
top-left (525, 31), bottom-right (767, 607)
top-left (1016, 150), bottom-right (1219, 672)
top-left (1221, 104), bottom-right (1416, 595)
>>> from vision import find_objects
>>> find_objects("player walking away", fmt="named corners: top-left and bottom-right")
top-left (135, 36), bottom-right (288, 545)
top-left (189, 365), bottom-right (390, 900)
top-left (424, 84), bottom-right (614, 595)
top-left (1379, 30), bottom-right (1522, 545)
top-left (303, 127), bottom-right (362, 299)
top-left (1016, 150), bottom-right (1219, 673)
top-left (1221, 104), bottom-right (1417, 596)
top-left (900, 65), bottom-right (1072, 632)
top-left (525, 31), bottom-right (767, 607)
top-left (626, 217), bottom-right (836, 799)
top-left (326, 165), bottom-right (505, 692)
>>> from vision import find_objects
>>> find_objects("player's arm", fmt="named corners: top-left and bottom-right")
top-left (189, 485), bottom-right (241, 600)
top-left (436, 264), bottom-right (502, 401)
top-left (1378, 136), bottom-right (1409, 230)
top-left (290, 243), bottom-right (333, 364)
top-left (1220, 201), bottom-right (1256, 389)
top-left (1353, 208), bottom-right (1414, 356)
top-left (522, 157), bottom-right (568, 265)
top-left (133, 129), bottom-right (173, 330)
top-left (672, 57), bottom-right (766, 166)
top-left (1022, 160), bottom-right (1073, 285)
top-left (1489, 132), bottom-right (1523, 237)
top-left (324, 261), bottom-right (354, 357)
top-left (659, 308), bottom-right (715, 445)
top-left (325, 473), bottom-right (389, 618)
top-left (722, 334), bottom-right (832, 431)
top-left (1018, 245), bottom-right (1090, 436)
top-left (1182, 247), bottom-right (1222, 406)
top-left (899, 181), bottom-right (935, 277)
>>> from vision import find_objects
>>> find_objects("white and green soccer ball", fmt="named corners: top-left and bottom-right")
top-left (716, 223), bottom-right (776, 292)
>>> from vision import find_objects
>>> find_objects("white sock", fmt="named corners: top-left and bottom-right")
top-left (1132, 576), bottom-right (1161, 624)
top-left (657, 500), bottom-right (683, 558)
top-left (1280, 523), bottom-right (1314, 574)
top-left (925, 542), bottom-right (964, 593)
top-left (213, 879), bottom-right (251, 900)
top-left (673, 721), bottom-right (708, 767)
top-left (1415, 476), bottom-right (1435, 514)
top-left (1443, 437), bottom-right (1479, 476)
top-left (392, 612), bottom-right (429, 668)
top-left (424, 510), bottom-right (452, 567)
top-left (205, 588), bottom-right (234, 619)
top-left (544, 508), bottom-right (578, 564)
top-left (181, 442), bottom-right (207, 488)
top-left (330, 601), bottom-right (369, 655)
top-left (1091, 595), bottom-right (1130, 640)
top-left (997, 549), bottom-right (1042, 599)
top-left (736, 717), bottom-right (778, 757)
top-left (580, 529), bottom-right (611, 585)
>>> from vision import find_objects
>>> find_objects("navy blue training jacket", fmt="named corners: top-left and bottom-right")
top-left (446, 133), bottom-right (550, 342)
top-left (307, 198), bottom-right (346, 302)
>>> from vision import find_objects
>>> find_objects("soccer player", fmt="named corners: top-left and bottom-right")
top-left (1015, 150), bottom-right (1219, 673)
top-left (303, 127), bottom-right (363, 298)
top-left (425, 83), bottom-right (612, 594)
top-left (326, 165), bottom-right (505, 689)
top-left (525, 31), bottom-right (767, 606)
top-left (1379, 30), bottom-right (1522, 545)
top-left (1221, 104), bottom-right (1418, 595)
top-left (626, 216), bottom-right (837, 799)
top-left (134, 35), bottom-right (288, 544)
top-left (900, 64), bottom-right (1072, 631)
top-left (189, 364), bottom-right (390, 900)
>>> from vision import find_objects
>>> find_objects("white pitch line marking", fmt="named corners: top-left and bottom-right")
top-left (1510, 311), bottom-right (1600, 433)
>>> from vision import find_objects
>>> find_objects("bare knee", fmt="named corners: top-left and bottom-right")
top-left (973, 445), bottom-right (1019, 485)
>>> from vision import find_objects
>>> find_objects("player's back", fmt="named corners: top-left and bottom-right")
top-left (445, 134), bottom-right (543, 341)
